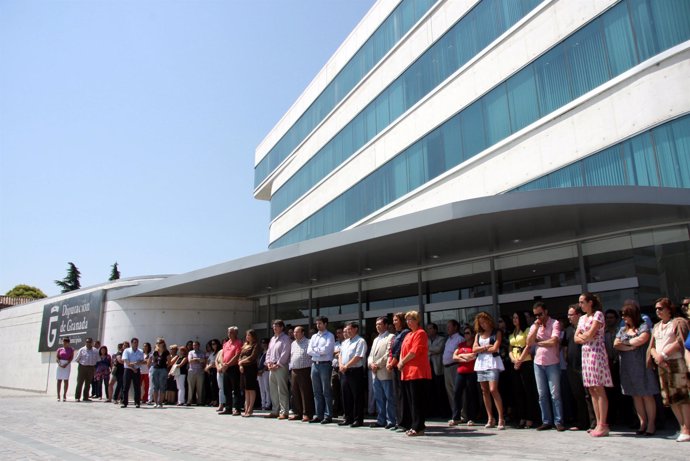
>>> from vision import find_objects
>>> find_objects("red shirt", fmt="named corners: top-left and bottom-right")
top-left (400, 328), bottom-right (432, 381)
top-left (455, 341), bottom-right (476, 374)
top-left (222, 338), bottom-right (243, 364)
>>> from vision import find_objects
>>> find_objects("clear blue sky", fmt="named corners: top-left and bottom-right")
top-left (0, 0), bottom-right (375, 296)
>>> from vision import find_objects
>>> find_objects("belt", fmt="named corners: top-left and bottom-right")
top-left (444, 363), bottom-right (456, 368)
top-left (313, 360), bottom-right (331, 364)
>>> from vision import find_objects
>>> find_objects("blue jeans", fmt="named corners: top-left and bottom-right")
top-left (534, 363), bottom-right (563, 425)
top-left (311, 362), bottom-right (333, 419)
top-left (373, 377), bottom-right (396, 425)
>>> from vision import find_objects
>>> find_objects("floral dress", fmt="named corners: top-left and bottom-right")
top-left (578, 311), bottom-right (613, 388)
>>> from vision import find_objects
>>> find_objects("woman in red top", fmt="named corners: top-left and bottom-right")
top-left (451, 326), bottom-right (478, 426)
top-left (398, 310), bottom-right (432, 437)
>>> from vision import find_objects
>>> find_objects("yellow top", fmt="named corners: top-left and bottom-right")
top-left (509, 328), bottom-right (532, 361)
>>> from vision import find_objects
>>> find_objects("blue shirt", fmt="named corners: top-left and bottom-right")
top-left (122, 347), bottom-right (145, 371)
top-left (339, 335), bottom-right (367, 368)
top-left (307, 329), bottom-right (335, 363)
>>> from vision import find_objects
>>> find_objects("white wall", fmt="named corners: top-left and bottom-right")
top-left (0, 283), bottom-right (254, 393)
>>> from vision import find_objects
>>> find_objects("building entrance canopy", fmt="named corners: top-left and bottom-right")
top-left (112, 187), bottom-right (690, 300)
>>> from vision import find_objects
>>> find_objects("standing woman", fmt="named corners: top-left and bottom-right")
top-left (150, 338), bottom-right (169, 408)
top-left (614, 302), bottom-right (659, 435)
top-left (397, 311), bottom-right (431, 437)
top-left (55, 337), bottom-right (74, 401)
top-left (94, 345), bottom-right (111, 401)
top-left (509, 311), bottom-right (539, 429)
top-left (473, 312), bottom-right (505, 429)
top-left (113, 341), bottom-right (128, 404)
top-left (452, 326), bottom-right (478, 426)
top-left (575, 292), bottom-right (613, 437)
top-left (215, 341), bottom-right (226, 411)
top-left (140, 342), bottom-right (151, 404)
top-left (206, 339), bottom-right (221, 408)
top-left (239, 329), bottom-right (260, 416)
top-left (386, 312), bottom-right (411, 432)
top-left (257, 338), bottom-right (271, 411)
top-left (170, 345), bottom-right (189, 406)
top-left (648, 297), bottom-right (690, 442)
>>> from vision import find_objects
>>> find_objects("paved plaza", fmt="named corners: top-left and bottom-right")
top-left (0, 388), bottom-right (686, 460)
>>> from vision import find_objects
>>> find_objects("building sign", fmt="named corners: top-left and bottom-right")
top-left (38, 290), bottom-right (104, 352)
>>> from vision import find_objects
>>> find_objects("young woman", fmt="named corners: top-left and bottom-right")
top-left (140, 342), bottom-right (151, 404)
top-left (473, 311), bottom-right (505, 430)
top-left (575, 292), bottom-right (613, 437)
top-left (112, 341), bottom-right (128, 404)
top-left (451, 326), bottom-right (478, 427)
top-left (150, 338), bottom-right (169, 408)
top-left (509, 311), bottom-right (539, 429)
top-left (205, 339), bottom-right (221, 408)
top-left (648, 297), bottom-right (690, 442)
top-left (170, 345), bottom-right (189, 406)
top-left (239, 330), bottom-right (260, 416)
top-left (94, 345), bottom-right (111, 401)
top-left (614, 302), bottom-right (659, 435)
top-left (55, 337), bottom-right (74, 401)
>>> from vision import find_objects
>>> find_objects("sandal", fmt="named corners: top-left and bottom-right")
top-left (406, 429), bottom-right (425, 437)
top-left (485, 420), bottom-right (497, 429)
top-left (497, 419), bottom-right (505, 430)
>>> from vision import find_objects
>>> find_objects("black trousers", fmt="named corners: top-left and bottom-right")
top-left (392, 367), bottom-right (411, 429)
top-left (453, 372), bottom-right (478, 422)
top-left (223, 365), bottom-right (242, 411)
top-left (341, 367), bottom-right (365, 424)
top-left (402, 378), bottom-right (429, 432)
top-left (123, 369), bottom-right (141, 406)
top-left (512, 360), bottom-right (541, 424)
top-left (567, 368), bottom-right (594, 429)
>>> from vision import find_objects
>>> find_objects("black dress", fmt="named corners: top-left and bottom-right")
top-left (239, 343), bottom-right (259, 391)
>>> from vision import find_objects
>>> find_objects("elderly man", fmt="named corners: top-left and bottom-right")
top-left (368, 316), bottom-right (395, 428)
top-left (121, 337), bottom-right (145, 408)
top-left (307, 316), bottom-right (335, 424)
top-left (74, 337), bottom-right (99, 402)
top-left (527, 301), bottom-right (565, 431)
top-left (289, 326), bottom-right (314, 421)
top-left (219, 326), bottom-right (243, 415)
top-left (338, 322), bottom-right (368, 427)
top-left (265, 319), bottom-right (292, 419)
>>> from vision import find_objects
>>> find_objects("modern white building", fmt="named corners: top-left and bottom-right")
top-left (3, 0), bottom-right (690, 392)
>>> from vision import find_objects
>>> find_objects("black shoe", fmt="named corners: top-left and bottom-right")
top-left (350, 421), bottom-right (363, 428)
top-left (218, 409), bottom-right (233, 415)
top-left (120, 404), bottom-right (127, 408)
top-left (555, 424), bottom-right (566, 432)
top-left (536, 424), bottom-right (553, 431)
top-left (385, 423), bottom-right (395, 429)
top-left (369, 422), bottom-right (385, 428)
top-left (135, 404), bottom-right (140, 408)
top-left (309, 418), bottom-right (322, 424)
top-left (338, 420), bottom-right (353, 426)
top-left (320, 418), bottom-right (333, 424)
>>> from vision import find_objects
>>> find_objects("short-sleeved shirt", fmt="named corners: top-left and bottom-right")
top-left (529, 317), bottom-right (561, 366)
top-left (562, 325), bottom-right (582, 370)
top-left (57, 347), bottom-right (74, 361)
top-left (122, 347), bottom-right (145, 371)
top-left (340, 335), bottom-right (367, 368)
top-left (222, 338), bottom-right (243, 365)
top-left (188, 349), bottom-right (207, 374)
top-left (400, 328), bottom-right (432, 381)
top-left (455, 341), bottom-right (476, 374)
top-left (509, 328), bottom-right (532, 361)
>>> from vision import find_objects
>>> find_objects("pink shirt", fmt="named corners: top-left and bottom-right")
top-left (57, 347), bottom-right (73, 361)
top-left (529, 317), bottom-right (561, 366)
top-left (222, 338), bottom-right (243, 364)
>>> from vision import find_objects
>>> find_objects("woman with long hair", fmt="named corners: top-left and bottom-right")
top-left (239, 329), bottom-right (260, 416)
top-left (648, 297), bottom-right (690, 442)
top-left (94, 345), bottom-right (111, 401)
top-left (150, 338), bottom-right (170, 408)
top-left (509, 311), bottom-right (539, 429)
top-left (614, 302), bottom-right (659, 435)
top-left (473, 311), bottom-right (505, 430)
top-left (206, 339), bottom-right (221, 408)
top-left (575, 292), bottom-right (613, 437)
top-left (170, 345), bottom-right (189, 406)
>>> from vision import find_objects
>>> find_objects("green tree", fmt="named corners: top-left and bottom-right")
top-left (55, 262), bottom-right (81, 293)
top-left (109, 262), bottom-right (121, 281)
top-left (5, 284), bottom-right (47, 299)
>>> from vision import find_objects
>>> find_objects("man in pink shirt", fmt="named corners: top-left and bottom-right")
top-left (219, 326), bottom-right (243, 415)
top-left (527, 301), bottom-right (565, 431)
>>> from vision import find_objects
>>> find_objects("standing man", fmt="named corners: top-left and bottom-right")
top-left (289, 326), bottom-right (314, 421)
top-left (331, 327), bottom-right (345, 418)
top-left (368, 316), bottom-right (396, 428)
top-left (307, 316), bottom-right (335, 424)
top-left (121, 337), bottom-right (145, 408)
top-left (563, 304), bottom-right (595, 431)
top-left (187, 340), bottom-right (207, 406)
top-left (219, 326), bottom-right (243, 415)
top-left (442, 320), bottom-right (464, 422)
top-left (338, 322), bottom-right (368, 427)
top-left (73, 337), bottom-right (98, 402)
top-left (426, 322), bottom-right (446, 417)
top-left (265, 319), bottom-right (291, 419)
top-left (527, 301), bottom-right (565, 431)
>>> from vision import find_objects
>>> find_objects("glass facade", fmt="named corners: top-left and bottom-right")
top-left (515, 115), bottom-right (690, 192)
top-left (272, 0), bottom-right (690, 249)
top-left (270, 0), bottom-right (542, 219)
top-left (254, 0), bottom-right (436, 188)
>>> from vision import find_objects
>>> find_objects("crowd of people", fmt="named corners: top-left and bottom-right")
top-left (54, 293), bottom-right (690, 441)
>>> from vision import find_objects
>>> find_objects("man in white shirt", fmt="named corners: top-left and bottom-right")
top-left (307, 316), bottom-right (335, 424)
top-left (73, 337), bottom-right (99, 402)
top-left (338, 322), bottom-right (367, 427)
top-left (368, 316), bottom-right (395, 428)
top-left (122, 337), bottom-right (145, 408)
